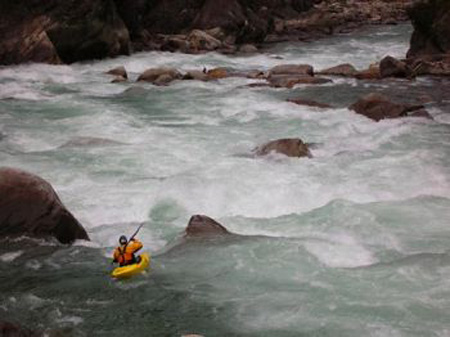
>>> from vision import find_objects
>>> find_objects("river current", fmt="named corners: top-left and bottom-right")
top-left (1, 24), bottom-right (450, 337)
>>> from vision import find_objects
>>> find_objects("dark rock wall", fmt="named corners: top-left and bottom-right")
top-left (407, 0), bottom-right (450, 57)
top-left (0, 0), bottom-right (130, 65)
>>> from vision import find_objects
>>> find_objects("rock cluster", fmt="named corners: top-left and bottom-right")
top-left (0, 0), bottom-right (415, 65)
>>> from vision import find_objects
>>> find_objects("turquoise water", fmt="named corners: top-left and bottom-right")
top-left (1, 24), bottom-right (450, 337)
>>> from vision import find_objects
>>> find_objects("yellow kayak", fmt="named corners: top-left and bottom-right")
top-left (111, 253), bottom-right (150, 279)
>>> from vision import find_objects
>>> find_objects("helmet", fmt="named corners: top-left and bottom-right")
top-left (119, 235), bottom-right (127, 245)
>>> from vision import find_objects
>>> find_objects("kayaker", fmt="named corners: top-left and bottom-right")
top-left (112, 235), bottom-right (143, 267)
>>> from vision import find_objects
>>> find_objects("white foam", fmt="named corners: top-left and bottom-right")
top-left (0, 250), bottom-right (23, 262)
top-left (304, 232), bottom-right (377, 268)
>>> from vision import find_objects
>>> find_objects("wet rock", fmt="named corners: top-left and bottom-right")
top-left (106, 66), bottom-right (128, 79)
top-left (137, 67), bottom-right (182, 85)
top-left (380, 56), bottom-right (413, 78)
top-left (182, 70), bottom-right (210, 81)
top-left (185, 215), bottom-right (230, 237)
top-left (268, 75), bottom-right (331, 88)
top-left (355, 64), bottom-right (381, 80)
top-left (239, 44), bottom-right (258, 53)
top-left (318, 63), bottom-right (358, 77)
top-left (59, 137), bottom-right (124, 148)
top-left (255, 138), bottom-right (311, 158)
top-left (111, 76), bottom-right (127, 83)
top-left (269, 64), bottom-right (314, 77)
top-left (408, 56), bottom-right (450, 77)
top-left (407, 0), bottom-right (450, 58)
top-left (0, 321), bottom-right (41, 337)
top-left (0, 15), bottom-right (61, 65)
top-left (349, 93), bottom-right (432, 122)
top-left (287, 98), bottom-right (332, 108)
top-left (187, 29), bottom-right (222, 52)
top-left (246, 70), bottom-right (267, 79)
top-left (206, 67), bottom-right (230, 79)
top-left (0, 167), bottom-right (89, 244)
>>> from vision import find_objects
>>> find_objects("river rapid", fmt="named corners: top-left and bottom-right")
top-left (1, 24), bottom-right (450, 337)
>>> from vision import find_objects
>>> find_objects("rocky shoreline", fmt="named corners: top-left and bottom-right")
top-left (0, 0), bottom-right (414, 66)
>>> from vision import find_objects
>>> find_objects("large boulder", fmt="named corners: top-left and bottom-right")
top-left (137, 67), bottom-right (182, 85)
top-left (255, 138), bottom-right (311, 158)
top-left (185, 215), bottom-right (230, 237)
top-left (318, 63), bottom-right (358, 77)
top-left (269, 64), bottom-right (314, 77)
top-left (380, 56), bottom-right (413, 78)
top-left (0, 0), bottom-right (130, 65)
top-left (349, 93), bottom-right (432, 121)
top-left (0, 167), bottom-right (89, 244)
top-left (407, 0), bottom-right (450, 58)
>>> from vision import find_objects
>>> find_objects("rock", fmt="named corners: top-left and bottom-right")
top-left (137, 67), bottom-right (182, 84)
top-left (187, 29), bottom-right (222, 51)
top-left (318, 63), bottom-right (358, 77)
top-left (246, 70), bottom-right (267, 79)
top-left (0, 167), bottom-right (89, 244)
top-left (407, 0), bottom-right (450, 58)
top-left (111, 76), bottom-right (127, 83)
top-left (287, 98), bottom-right (332, 108)
top-left (268, 75), bottom-right (331, 88)
top-left (349, 93), bottom-right (432, 121)
top-left (0, 15), bottom-right (61, 65)
top-left (379, 56), bottom-right (412, 78)
top-left (239, 44), bottom-right (258, 53)
top-left (185, 215), bottom-right (230, 237)
top-left (0, 322), bottom-right (41, 337)
top-left (182, 70), bottom-right (210, 81)
top-left (0, 0), bottom-right (130, 65)
top-left (355, 64), bottom-right (381, 80)
top-left (269, 64), bottom-right (314, 77)
top-left (255, 138), bottom-right (311, 158)
top-left (153, 74), bottom-right (176, 86)
top-left (206, 67), bottom-right (229, 79)
top-left (408, 56), bottom-right (450, 76)
top-left (106, 66), bottom-right (128, 79)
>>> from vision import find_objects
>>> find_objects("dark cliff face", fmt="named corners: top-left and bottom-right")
top-left (0, 0), bottom-right (130, 65)
top-left (142, 0), bottom-right (314, 42)
top-left (407, 0), bottom-right (450, 57)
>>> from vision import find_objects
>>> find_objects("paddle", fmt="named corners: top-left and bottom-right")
top-left (128, 222), bottom-right (145, 242)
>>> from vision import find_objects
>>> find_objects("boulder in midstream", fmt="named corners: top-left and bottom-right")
top-left (185, 215), bottom-right (231, 238)
top-left (0, 167), bottom-right (89, 244)
top-left (254, 138), bottom-right (312, 158)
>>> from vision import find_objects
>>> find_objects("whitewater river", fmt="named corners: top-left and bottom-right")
top-left (1, 24), bottom-right (450, 336)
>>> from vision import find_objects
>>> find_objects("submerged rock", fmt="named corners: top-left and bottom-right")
top-left (137, 67), bottom-right (182, 85)
top-left (287, 98), bottom-right (332, 108)
top-left (268, 64), bottom-right (314, 77)
top-left (255, 138), bottom-right (311, 158)
top-left (349, 93), bottom-right (432, 121)
top-left (185, 215), bottom-right (230, 237)
top-left (0, 167), bottom-right (89, 244)
top-left (268, 75), bottom-right (331, 88)
top-left (106, 66), bottom-right (128, 79)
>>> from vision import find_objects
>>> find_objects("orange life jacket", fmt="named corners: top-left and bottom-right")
top-left (113, 239), bottom-right (143, 266)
